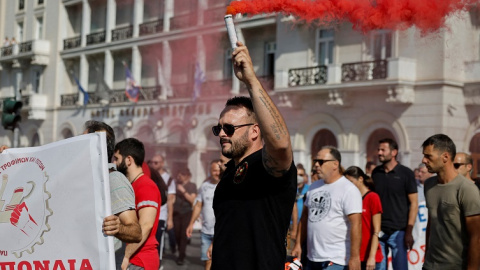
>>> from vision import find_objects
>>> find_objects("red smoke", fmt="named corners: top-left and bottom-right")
top-left (226, 0), bottom-right (478, 33)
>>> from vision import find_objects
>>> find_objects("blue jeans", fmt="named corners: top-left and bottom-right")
top-left (378, 230), bottom-right (408, 270)
top-left (306, 259), bottom-right (347, 270)
top-left (200, 232), bottom-right (214, 261)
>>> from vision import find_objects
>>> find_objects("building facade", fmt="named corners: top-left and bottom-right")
top-left (0, 0), bottom-right (479, 185)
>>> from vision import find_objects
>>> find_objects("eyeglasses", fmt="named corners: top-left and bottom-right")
top-left (312, 159), bottom-right (335, 166)
top-left (212, 123), bottom-right (254, 136)
top-left (454, 163), bottom-right (467, 169)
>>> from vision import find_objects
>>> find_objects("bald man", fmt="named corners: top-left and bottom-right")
top-left (454, 152), bottom-right (473, 181)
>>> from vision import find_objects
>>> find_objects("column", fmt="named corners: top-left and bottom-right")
top-left (133, 0), bottom-right (144, 37)
top-left (163, 41), bottom-right (172, 97)
top-left (164, 0), bottom-right (174, 31)
top-left (104, 50), bottom-right (113, 89)
top-left (132, 46), bottom-right (142, 85)
top-left (81, 0), bottom-right (91, 47)
top-left (79, 54), bottom-right (89, 92)
top-left (105, 0), bottom-right (116, 42)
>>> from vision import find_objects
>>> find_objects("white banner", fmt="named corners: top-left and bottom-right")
top-left (0, 133), bottom-right (114, 269)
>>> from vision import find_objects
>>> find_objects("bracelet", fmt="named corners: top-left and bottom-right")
top-left (373, 232), bottom-right (380, 237)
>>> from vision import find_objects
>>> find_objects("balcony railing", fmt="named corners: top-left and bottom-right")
top-left (86, 31), bottom-right (106, 45)
top-left (139, 19), bottom-right (164, 36)
top-left (170, 13), bottom-right (197, 30)
top-left (1, 46), bottom-right (13, 57)
top-left (288, 66), bottom-right (328, 87)
top-left (202, 79), bottom-right (232, 97)
top-left (60, 86), bottom-right (161, 106)
top-left (203, 6), bottom-right (226, 24)
top-left (63, 36), bottom-right (81, 50)
top-left (18, 41), bottom-right (33, 53)
top-left (61, 93), bottom-right (79, 106)
top-left (341, 60), bottom-right (387, 82)
top-left (111, 26), bottom-right (133, 42)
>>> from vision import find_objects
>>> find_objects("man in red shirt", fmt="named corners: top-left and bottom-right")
top-left (114, 138), bottom-right (161, 270)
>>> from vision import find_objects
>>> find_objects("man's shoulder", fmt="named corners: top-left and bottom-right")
top-left (109, 171), bottom-right (130, 186)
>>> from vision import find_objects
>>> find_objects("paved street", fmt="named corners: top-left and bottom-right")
top-left (161, 230), bottom-right (204, 270)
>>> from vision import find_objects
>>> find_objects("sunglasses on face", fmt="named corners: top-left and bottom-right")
top-left (212, 123), bottom-right (254, 136)
top-left (454, 163), bottom-right (467, 169)
top-left (312, 159), bottom-right (335, 166)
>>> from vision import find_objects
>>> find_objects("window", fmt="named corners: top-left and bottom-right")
top-left (38, 0), bottom-right (44, 5)
top-left (32, 68), bottom-right (42, 93)
top-left (264, 42), bottom-right (276, 77)
top-left (316, 29), bottom-right (334, 65)
top-left (36, 17), bottom-right (44, 40)
top-left (17, 21), bottom-right (24, 43)
top-left (19, 0), bottom-right (25, 11)
top-left (372, 30), bottom-right (392, 60)
top-left (224, 48), bottom-right (233, 79)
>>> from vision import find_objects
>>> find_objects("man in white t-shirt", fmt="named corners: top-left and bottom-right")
top-left (149, 154), bottom-right (176, 262)
top-left (293, 146), bottom-right (362, 270)
top-left (186, 160), bottom-right (221, 270)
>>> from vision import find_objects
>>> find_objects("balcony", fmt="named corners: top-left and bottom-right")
top-left (202, 79), bottom-right (233, 97)
top-left (60, 86), bottom-right (161, 106)
top-left (203, 6), bottom-right (225, 25)
top-left (63, 36), bottom-right (81, 50)
top-left (0, 40), bottom-right (51, 66)
top-left (111, 26), bottom-right (133, 42)
top-left (288, 66), bottom-right (328, 87)
top-left (1, 45), bottom-right (15, 57)
top-left (170, 13), bottom-right (198, 30)
top-left (139, 19), bottom-right (164, 36)
top-left (86, 31), bottom-right (106, 46)
top-left (341, 60), bottom-right (387, 82)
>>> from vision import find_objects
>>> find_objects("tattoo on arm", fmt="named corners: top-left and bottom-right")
top-left (262, 148), bottom-right (289, 177)
top-left (254, 87), bottom-right (288, 140)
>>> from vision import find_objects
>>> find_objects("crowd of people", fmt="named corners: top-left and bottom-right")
top-left (2, 41), bottom-right (480, 270)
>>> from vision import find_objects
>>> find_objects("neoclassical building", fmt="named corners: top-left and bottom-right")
top-left (0, 0), bottom-right (479, 185)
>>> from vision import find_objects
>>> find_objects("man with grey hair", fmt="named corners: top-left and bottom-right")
top-left (417, 163), bottom-right (434, 203)
top-left (454, 152), bottom-right (474, 181)
top-left (293, 146), bottom-right (362, 270)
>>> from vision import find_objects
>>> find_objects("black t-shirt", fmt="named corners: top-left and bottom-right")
top-left (372, 163), bottom-right (417, 233)
top-left (173, 182), bottom-right (197, 215)
top-left (212, 149), bottom-right (297, 270)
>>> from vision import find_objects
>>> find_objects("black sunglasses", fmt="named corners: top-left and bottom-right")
top-left (312, 159), bottom-right (335, 166)
top-left (453, 163), bottom-right (467, 169)
top-left (212, 123), bottom-right (254, 136)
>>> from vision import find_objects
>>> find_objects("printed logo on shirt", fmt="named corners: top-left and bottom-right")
top-left (308, 190), bottom-right (331, 222)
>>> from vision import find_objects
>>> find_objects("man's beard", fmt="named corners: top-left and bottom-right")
top-left (117, 159), bottom-right (128, 176)
top-left (221, 130), bottom-right (250, 159)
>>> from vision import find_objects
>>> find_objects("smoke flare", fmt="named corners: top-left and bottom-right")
top-left (226, 0), bottom-right (478, 33)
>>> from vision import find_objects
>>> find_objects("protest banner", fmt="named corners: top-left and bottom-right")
top-left (0, 133), bottom-right (114, 269)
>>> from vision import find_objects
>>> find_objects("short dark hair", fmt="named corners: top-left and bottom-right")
top-left (225, 96), bottom-right (257, 122)
top-left (379, 138), bottom-right (398, 151)
top-left (114, 138), bottom-right (145, 166)
top-left (344, 166), bottom-right (375, 191)
top-left (422, 134), bottom-right (456, 162)
top-left (84, 120), bottom-right (115, 162)
top-left (322, 145), bottom-right (342, 164)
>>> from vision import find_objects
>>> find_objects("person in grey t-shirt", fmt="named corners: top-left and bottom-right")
top-left (186, 160), bottom-right (221, 270)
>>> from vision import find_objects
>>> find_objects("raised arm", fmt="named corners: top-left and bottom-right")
top-left (232, 41), bottom-right (292, 177)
